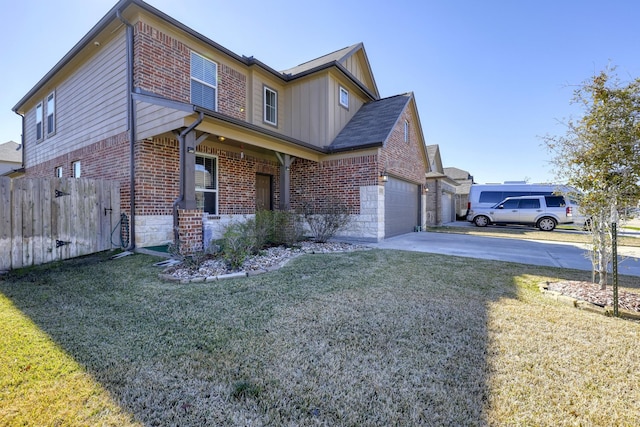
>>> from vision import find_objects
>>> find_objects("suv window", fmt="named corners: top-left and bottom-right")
top-left (544, 196), bottom-right (566, 207)
top-left (518, 198), bottom-right (540, 209)
top-left (500, 199), bottom-right (520, 209)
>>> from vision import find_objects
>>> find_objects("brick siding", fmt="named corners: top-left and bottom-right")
top-left (134, 21), bottom-right (247, 120)
top-left (23, 131), bottom-right (132, 212)
top-left (378, 108), bottom-right (426, 184)
top-left (290, 155), bottom-right (379, 213)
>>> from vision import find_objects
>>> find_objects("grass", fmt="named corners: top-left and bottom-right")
top-left (1, 250), bottom-right (640, 426)
top-left (432, 223), bottom-right (640, 247)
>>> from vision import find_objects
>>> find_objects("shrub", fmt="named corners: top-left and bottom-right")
top-left (221, 219), bottom-right (257, 269)
top-left (255, 209), bottom-right (304, 247)
top-left (300, 198), bottom-right (351, 243)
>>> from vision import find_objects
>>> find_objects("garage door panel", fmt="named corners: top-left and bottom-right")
top-left (385, 177), bottom-right (419, 237)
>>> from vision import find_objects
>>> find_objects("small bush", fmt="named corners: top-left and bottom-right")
top-left (221, 219), bottom-right (257, 269)
top-left (300, 198), bottom-right (351, 243)
top-left (255, 209), bottom-right (304, 247)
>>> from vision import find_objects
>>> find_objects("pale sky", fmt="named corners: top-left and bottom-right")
top-left (1, 0), bottom-right (639, 184)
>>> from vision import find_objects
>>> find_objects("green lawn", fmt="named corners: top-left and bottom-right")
top-left (1, 250), bottom-right (640, 426)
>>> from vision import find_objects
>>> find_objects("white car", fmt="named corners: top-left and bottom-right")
top-left (466, 195), bottom-right (584, 231)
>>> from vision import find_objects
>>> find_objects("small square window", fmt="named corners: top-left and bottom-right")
top-left (339, 86), bottom-right (349, 109)
top-left (72, 161), bottom-right (81, 178)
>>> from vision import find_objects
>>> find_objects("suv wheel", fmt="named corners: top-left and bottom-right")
top-left (537, 217), bottom-right (557, 231)
top-left (473, 215), bottom-right (490, 227)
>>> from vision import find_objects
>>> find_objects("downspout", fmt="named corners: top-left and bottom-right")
top-left (172, 112), bottom-right (204, 245)
top-left (117, 10), bottom-right (136, 250)
top-left (14, 111), bottom-right (25, 168)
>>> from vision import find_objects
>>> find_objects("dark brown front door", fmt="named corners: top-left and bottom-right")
top-left (256, 174), bottom-right (272, 210)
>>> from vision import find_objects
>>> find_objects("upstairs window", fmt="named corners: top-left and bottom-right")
top-left (36, 102), bottom-right (43, 141)
top-left (404, 120), bottom-right (409, 143)
top-left (195, 155), bottom-right (218, 214)
top-left (339, 86), bottom-right (349, 109)
top-left (190, 52), bottom-right (217, 111)
top-left (264, 86), bottom-right (277, 126)
top-left (46, 92), bottom-right (56, 135)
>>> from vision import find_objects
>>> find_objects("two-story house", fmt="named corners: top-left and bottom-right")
top-left (12, 0), bottom-right (432, 252)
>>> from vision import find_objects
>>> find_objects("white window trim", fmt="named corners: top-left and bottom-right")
top-left (46, 91), bottom-right (56, 136)
top-left (339, 86), bottom-right (349, 109)
top-left (263, 86), bottom-right (278, 126)
top-left (35, 102), bottom-right (43, 141)
top-left (190, 51), bottom-right (218, 111)
top-left (195, 154), bottom-right (218, 215)
top-left (55, 166), bottom-right (63, 178)
top-left (72, 161), bottom-right (81, 178)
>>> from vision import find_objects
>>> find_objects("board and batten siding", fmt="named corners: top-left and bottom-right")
top-left (328, 74), bottom-right (363, 144)
top-left (24, 30), bottom-right (128, 168)
top-left (284, 75), bottom-right (329, 147)
top-left (250, 72), bottom-right (285, 133)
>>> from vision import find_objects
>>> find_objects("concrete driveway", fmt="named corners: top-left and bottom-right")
top-left (366, 229), bottom-right (640, 277)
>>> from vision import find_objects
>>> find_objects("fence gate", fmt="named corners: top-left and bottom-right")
top-left (0, 177), bottom-right (121, 271)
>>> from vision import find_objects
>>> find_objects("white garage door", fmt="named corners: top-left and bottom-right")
top-left (385, 177), bottom-right (419, 238)
top-left (442, 193), bottom-right (453, 223)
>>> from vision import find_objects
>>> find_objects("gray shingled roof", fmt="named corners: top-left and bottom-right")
top-left (329, 94), bottom-right (411, 152)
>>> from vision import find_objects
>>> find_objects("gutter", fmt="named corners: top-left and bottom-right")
top-left (173, 111), bottom-right (204, 245)
top-left (117, 9), bottom-right (136, 250)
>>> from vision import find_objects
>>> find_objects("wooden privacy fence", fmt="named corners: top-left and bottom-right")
top-left (0, 177), bottom-right (121, 271)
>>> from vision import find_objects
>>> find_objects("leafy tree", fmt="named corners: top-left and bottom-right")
top-left (544, 68), bottom-right (640, 288)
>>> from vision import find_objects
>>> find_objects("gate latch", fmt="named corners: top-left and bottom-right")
top-left (56, 240), bottom-right (71, 248)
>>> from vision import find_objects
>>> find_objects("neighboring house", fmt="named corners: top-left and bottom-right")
top-left (0, 141), bottom-right (22, 176)
top-left (425, 145), bottom-right (458, 225)
top-left (12, 0), bottom-right (433, 252)
top-left (444, 167), bottom-right (474, 219)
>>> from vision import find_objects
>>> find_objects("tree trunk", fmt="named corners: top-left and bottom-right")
top-left (596, 244), bottom-right (608, 289)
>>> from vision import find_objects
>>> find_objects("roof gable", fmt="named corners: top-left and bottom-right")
top-left (281, 43), bottom-right (379, 99)
top-left (426, 145), bottom-right (444, 174)
top-left (328, 94), bottom-right (411, 152)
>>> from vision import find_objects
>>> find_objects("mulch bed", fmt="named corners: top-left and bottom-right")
top-left (547, 280), bottom-right (640, 312)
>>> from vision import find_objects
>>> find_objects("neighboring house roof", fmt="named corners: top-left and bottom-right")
top-left (426, 144), bottom-right (444, 174)
top-left (329, 94), bottom-right (411, 152)
top-left (444, 167), bottom-right (473, 181)
top-left (0, 141), bottom-right (21, 163)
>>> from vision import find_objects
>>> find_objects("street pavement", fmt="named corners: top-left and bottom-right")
top-left (366, 225), bottom-right (640, 277)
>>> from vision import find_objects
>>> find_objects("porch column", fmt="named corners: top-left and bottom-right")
top-left (276, 153), bottom-right (294, 210)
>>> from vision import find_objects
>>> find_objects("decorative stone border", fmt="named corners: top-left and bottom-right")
top-left (539, 282), bottom-right (640, 321)
top-left (158, 255), bottom-right (299, 284)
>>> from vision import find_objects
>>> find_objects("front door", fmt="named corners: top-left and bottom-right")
top-left (256, 174), bottom-right (272, 210)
